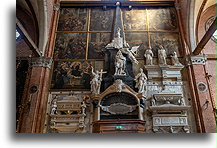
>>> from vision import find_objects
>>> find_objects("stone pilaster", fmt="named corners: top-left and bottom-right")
top-left (18, 57), bottom-right (53, 133)
top-left (187, 54), bottom-right (216, 133)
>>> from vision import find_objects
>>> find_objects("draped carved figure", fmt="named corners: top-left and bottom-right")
top-left (144, 46), bottom-right (154, 65)
top-left (135, 68), bottom-right (147, 94)
top-left (115, 50), bottom-right (126, 75)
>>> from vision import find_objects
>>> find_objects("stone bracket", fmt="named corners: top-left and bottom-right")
top-left (30, 57), bottom-right (53, 69)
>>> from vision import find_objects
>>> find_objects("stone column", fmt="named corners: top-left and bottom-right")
top-left (18, 57), bottom-right (53, 133)
top-left (188, 55), bottom-right (216, 133)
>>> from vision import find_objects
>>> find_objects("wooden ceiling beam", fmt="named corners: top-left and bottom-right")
top-left (16, 18), bottom-right (41, 57)
top-left (60, 1), bottom-right (174, 7)
top-left (193, 17), bottom-right (216, 55)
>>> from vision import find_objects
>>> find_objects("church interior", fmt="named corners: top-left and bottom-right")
top-left (16, 0), bottom-right (216, 133)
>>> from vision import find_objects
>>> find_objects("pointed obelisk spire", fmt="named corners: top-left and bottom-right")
top-left (106, 2), bottom-right (126, 49)
top-left (113, 2), bottom-right (124, 40)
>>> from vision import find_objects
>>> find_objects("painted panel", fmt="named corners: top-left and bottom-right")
top-left (88, 33), bottom-right (111, 59)
top-left (125, 32), bottom-right (148, 58)
top-left (90, 8), bottom-right (114, 31)
top-left (122, 8), bottom-right (147, 31)
top-left (148, 7), bottom-right (178, 31)
top-left (54, 33), bottom-right (87, 60)
top-left (51, 60), bottom-right (94, 89)
top-left (57, 8), bottom-right (88, 31)
top-left (150, 32), bottom-right (182, 56)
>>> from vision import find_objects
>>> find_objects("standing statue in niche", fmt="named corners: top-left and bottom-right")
top-left (171, 51), bottom-right (182, 66)
top-left (90, 67), bottom-right (105, 95)
top-left (144, 46), bottom-right (154, 65)
top-left (135, 68), bottom-right (147, 94)
top-left (158, 45), bottom-right (167, 65)
top-left (115, 50), bottom-right (126, 75)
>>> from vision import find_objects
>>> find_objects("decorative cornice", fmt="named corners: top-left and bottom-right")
top-left (30, 57), bottom-right (53, 69)
top-left (186, 54), bottom-right (207, 65)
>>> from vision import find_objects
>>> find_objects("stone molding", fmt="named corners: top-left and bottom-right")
top-left (30, 57), bottom-right (53, 69)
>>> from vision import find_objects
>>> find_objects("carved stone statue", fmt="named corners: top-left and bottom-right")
top-left (151, 97), bottom-right (156, 106)
top-left (158, 45), bottom-right (167, 65)
top-left (135, 68), bottom-right (147, 94)
top-left (81, 101), bottom-right (86, 115)
top-left (90, 67), bottom-right (104, 94)
top-left (115, 50), bottom-right (126, 75)
top-left (51, 101), bottom-right (57, 115)
top-left (120, 47), bottom-right (139, 65)
top-left (171, 51), bottom-right (182, 65)
top-left (144, 46), bottom-right (154, 65)
top-left (116, 27), bottom-right (121, 38)
top-left (178, 97), bottom-right (185, 106)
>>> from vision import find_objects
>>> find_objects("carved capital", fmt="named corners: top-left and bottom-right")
top-left (186, 54), bottom-right (207, 65)
top-left (53, 3), bottom-right (60, 11)
top-left (30, 57), bottom-right (53, 69)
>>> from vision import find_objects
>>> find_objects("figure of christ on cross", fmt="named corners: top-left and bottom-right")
top-left (90, 66), bottom-right (107, 95)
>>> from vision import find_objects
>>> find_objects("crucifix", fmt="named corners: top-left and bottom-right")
top-left (99, 69), bottom-right (107, 79)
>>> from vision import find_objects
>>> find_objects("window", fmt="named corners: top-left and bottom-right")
top-left (16, 29), bottom-right (21, 40)
top-left (205, 16), bottom-right (216, 42)
top-left (212, 30), bottom-right (217, 40)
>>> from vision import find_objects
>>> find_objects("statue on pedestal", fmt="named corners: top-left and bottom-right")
top-left (81, 101), bottom-right (86, 115)
top-left (158, 45), bottom-right (167, 65)
top-left (171, 51), bottom-right (182, 66)
top-left (115, 50), bottom-right (126, 75)
top-left (135, 68), bottom-right (147, 94)
top-left (90, 67), bottom-right (106, 94)
top-left (144, 46), bottom-right (154, 65)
